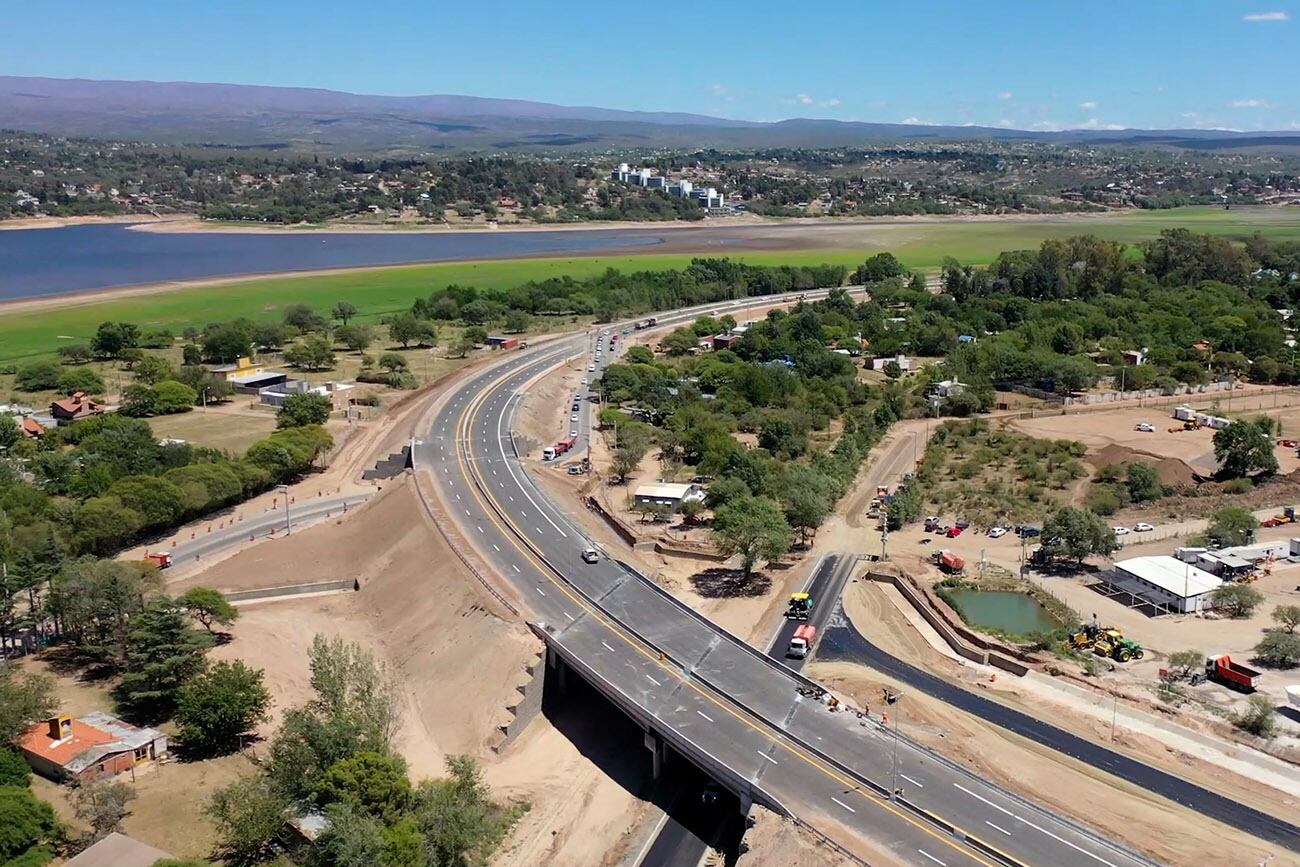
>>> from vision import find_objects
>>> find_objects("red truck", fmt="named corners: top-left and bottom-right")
top-left (933, 550), bottom-right (965, 574)
top-left (787, 624), bottom-right (816, 659)
top-left (144, 551), bottom-right (173, 569)
top-left (1205, 654), bottom-right (1260, 691)
top-left (554, 436), bottom-right (577, 457)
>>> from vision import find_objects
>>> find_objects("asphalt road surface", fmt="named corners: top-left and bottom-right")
top-left (767, 554), bottom-right (857, 672)
top-left (416, 292), bottom-right (1159, 867)
top-left (157, 493), bottom-right (368, 570)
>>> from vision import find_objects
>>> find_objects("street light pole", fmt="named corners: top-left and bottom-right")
top-left (890, 696), bottom-right (903, 800)
top-left (278, 484), bottom-right (291, 536)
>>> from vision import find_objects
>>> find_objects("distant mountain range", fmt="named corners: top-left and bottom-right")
top-left (4, 75), bottom-right (1300, 153)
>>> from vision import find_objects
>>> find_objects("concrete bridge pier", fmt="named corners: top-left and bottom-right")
top-left (643, 730), bottom-right (666, 780)
top-left (545, 645), bottom-right (567, 694)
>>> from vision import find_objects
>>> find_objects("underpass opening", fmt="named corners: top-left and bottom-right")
top-left (540, 653), bottom-right (746, 865)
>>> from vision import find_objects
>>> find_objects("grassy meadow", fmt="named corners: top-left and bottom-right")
top-left (3, 207), bottom-right (1299, 364)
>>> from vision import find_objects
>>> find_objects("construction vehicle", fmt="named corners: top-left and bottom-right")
top-left (933, 550), bottom-right (965, 574)
top-left (144, 551), bottom-right (173, 569)
top-left (785, 592), bottom-right (813, 621)
top-left (787, 624), bottom-right (817, 659)
top-left (1205, 654), bottom-right (1260, 691)
top-left (1167, 420), bottom-right (1198, 433)
top-left (1069, 623), bottom-right (1102, 651)
top-left (1092, 628), bottom-right (1144, 662)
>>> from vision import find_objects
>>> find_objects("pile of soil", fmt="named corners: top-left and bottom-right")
top-left (1091, 443), bottom-right (1199, 488)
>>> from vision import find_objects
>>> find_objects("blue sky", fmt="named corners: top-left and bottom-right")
top-left (2, 0), bottom-right (1297, 131)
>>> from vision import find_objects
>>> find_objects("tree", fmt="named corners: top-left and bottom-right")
top-left (853, 252), bottom-right (906, 284)
top-left (451, 335), bottom-right (476, 358)
top-left (14, 361), bottom-right (61, 392)
top-left (176, 661), bottom-right (270, 757)
top-left (1206, 506), bottom-right (1257, 547)
top-left (57, 368), bottom-right (105, 395)
top-left (0, 785), bottom-right (58, 864)
top-left (133, 354), bottom-right (176, 385)
top-left (0, 415), bottom-right (19, 451)
top-left (115, 597), bottom-right (212, 720)
top-left (178, 586), bottom-right (239, 633)
top-left (710, 495), bottom-right (791, 577)
top-left (118, 384), bottom-right (158, 418)
top-left (315, 803), bottom-right (384, 867)
top-left (332, 301), bottom-right (358, 326)
top-left (378, 353), bottom-right (408, 374)
top-left (1041, 506), bottom-right (1118, 566)
top-left (91, 321), bottom-right (140, 358)
top-left (57, 344), bottom-right (93, 364)
top-left (1233, 695), bottom-right (1277, 738)
top-left (610, 422), bottom-right (652, 484)
top-left (283, 304), bottom-right (328, 333)
top-left (0, 750), bottom-right (29, 788)
top-left (336, 323), bottom-right (374, 353)
top-left (1211, 583), bottom-right (1264, 619)
top-left (412, 755), bottom-right (517, 867)
top-left (73, 780), bottom-right (135, 839)
top-left (1254, 631), bottom-right (1300, 667)
top-left (503, 309), bottom-right (531, 334)
top-left (1213, 418), bottom-right (1278, 479)
top-left (1273, 604), bottom-right (1300, 633)
top-left (276, 393), bottom-right (333, 429)
top-left (1125, 462), bottom-right (1163, 502)
top-left (313, 751), bottom-right (411, 821)
top-left (152, 381), bottom-right (198, 415)
top-left (1165, 649), bottom-right (1204, 679)
top-left (388, 313), bottom-right (436, 349)
top-left (662, 327), bottom-right (698, 356)
top-left (201, 322), bottom-right (254, 363)
top-left (283, 335), bottom-right (335, 371)
top-left (624, 346), bottom-right (655, 365)
top-left (0, 665), bottom-right (57, 745)
top-left (208, 774), bottom-right (291, 866)
top-left (263, 636), bottom-right (398, 800)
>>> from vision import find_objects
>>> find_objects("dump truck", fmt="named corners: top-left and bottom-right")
top-left (554, 436), bottom-right (576, 457)
top-left (933, 550), bottom-right (965, 574)
top-left (785, 592), bottom-right (813, 621)
top-left (787, 624), bottom-right (817, 659)
top-left (144, 551), bottom-right (173, 569)
top-left (1206, 654), bottom-right (1260, 691)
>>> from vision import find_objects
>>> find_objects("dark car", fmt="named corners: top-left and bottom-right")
top-left (1016, 525), bottom-right (1041, 538)
top-left (701, 782), bottom-right (721, 807)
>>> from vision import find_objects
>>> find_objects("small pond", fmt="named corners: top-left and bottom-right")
top-left (944, 589), bottom-right (1060, 636)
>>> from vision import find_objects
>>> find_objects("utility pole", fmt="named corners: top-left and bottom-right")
top-left (879, 514), bottom-right (889, 562)
top-left (888, 692), bottom-right (904, 800)
top-left (278, 484), bottom-right (291, 535)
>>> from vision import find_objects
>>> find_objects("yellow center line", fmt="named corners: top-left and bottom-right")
top-left (447, 341), bottom-right (1017, 867)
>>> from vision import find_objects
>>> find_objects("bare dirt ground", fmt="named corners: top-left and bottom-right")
top-left (820, 581), bottom-right (1290, 866)
top-left (737, 809), bottom-right (896, 867)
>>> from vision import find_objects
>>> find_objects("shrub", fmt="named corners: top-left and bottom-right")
top-left (14, 361), bottom-right (61, 392)
top-left (1211, 583), bottom-right (1264, 618)
top-left (1232, 695), bottom-right (1277, 738)
top-left (1254, 631), bottom-right (1300, 668)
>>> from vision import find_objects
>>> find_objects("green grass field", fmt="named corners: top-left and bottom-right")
top-left (3, 207), bottom-right (1298, 364)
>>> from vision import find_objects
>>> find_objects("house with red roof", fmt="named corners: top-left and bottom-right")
top-left (19, 712), bottom-right (167, 784)
top-left (49, 392), bottom-right (104, 423)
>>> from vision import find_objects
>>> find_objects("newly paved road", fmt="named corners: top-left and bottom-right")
top-left (153, 493), bottom-right (368, 571)
top-left (415, 292), bottom-right (1159, 867)
top-left (768, 554), bottom-right (858, 672)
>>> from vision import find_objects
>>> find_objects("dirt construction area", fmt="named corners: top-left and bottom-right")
top-left (815, 580), bottom-right (1290, 867)
top-left (1009, 402), bottom-right (1300, 479)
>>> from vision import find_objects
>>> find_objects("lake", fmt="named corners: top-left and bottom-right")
top-left (0, 223), bottom-right (669, 302)
top-left (943, 589), bottom-right (1060, 637)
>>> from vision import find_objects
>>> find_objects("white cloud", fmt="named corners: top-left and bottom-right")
top-left (709, 83), bottom-right (726, 95)
top-left (797, 93), bottom-right (814, 105)
top-left (1243, 11), bottom-right (1289, 20)
top-left (1230, 98), bottom-right (1277, 108)
top-left (1079, 100), bottom-right (1098, 109)
top-left (900, 116), bottom-right (930, 125)
top-left (1030, 120), bottom-right (1062, 131)
top-left (996, 118), bottom-right (1013, 127)
top-left (819, 97), bottom-right (841, 108)
top-left (1181, 111), bottom-right (1200, 119)
top-left (997, 91), bottom-right (1013, 100)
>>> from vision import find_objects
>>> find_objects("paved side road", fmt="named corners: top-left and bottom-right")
top-left (154, 493), bottom-right (368, 572)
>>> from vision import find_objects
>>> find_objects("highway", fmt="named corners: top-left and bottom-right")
top-left (414, 292), bottom-right (1160, 867)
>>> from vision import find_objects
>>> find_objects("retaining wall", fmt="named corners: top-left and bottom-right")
top-left (495, 652), bottom-right (546, 752)
top-left (865, 571), bottom-right (987, 665)
top-left (225, 578), bottom-right (359, 603)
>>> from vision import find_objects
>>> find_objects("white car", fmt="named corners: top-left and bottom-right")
top-left (582, 378), bottom-right (589, 385)
top-left (588, 365), bottom-right (596, 372)
top-left (1134, 522), bottom-right (1155, 532)
top-left (1113, 526), bottom-right (1131, 536)
top-left (988, 526), bottom-right (1008, 538)
top-left (581, 548), bottom-right (600, 563)
top-left (1134, 423), bottom-right (1155, 433)
top-left (570, 413), bottom-right (579, 421)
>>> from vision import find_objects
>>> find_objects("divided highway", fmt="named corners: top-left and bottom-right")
top-left (414, 292), bottom-right (1158, 867)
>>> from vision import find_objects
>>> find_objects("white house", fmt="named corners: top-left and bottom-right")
top-left (632, 482), bottom-right (706, 512)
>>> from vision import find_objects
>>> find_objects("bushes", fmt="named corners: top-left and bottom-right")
top-left (14, 361), bottom-right (61, 392)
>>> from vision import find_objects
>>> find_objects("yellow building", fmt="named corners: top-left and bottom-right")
top-left (209, 356), bottom-right (263, 381)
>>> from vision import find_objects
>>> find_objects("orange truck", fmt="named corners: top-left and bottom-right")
top-left (144, 551), bottom-right (173, 569)
top-left (934, 550), bottom-right (965, 574)
top-left (787, 624), bottom-right (817, 659)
